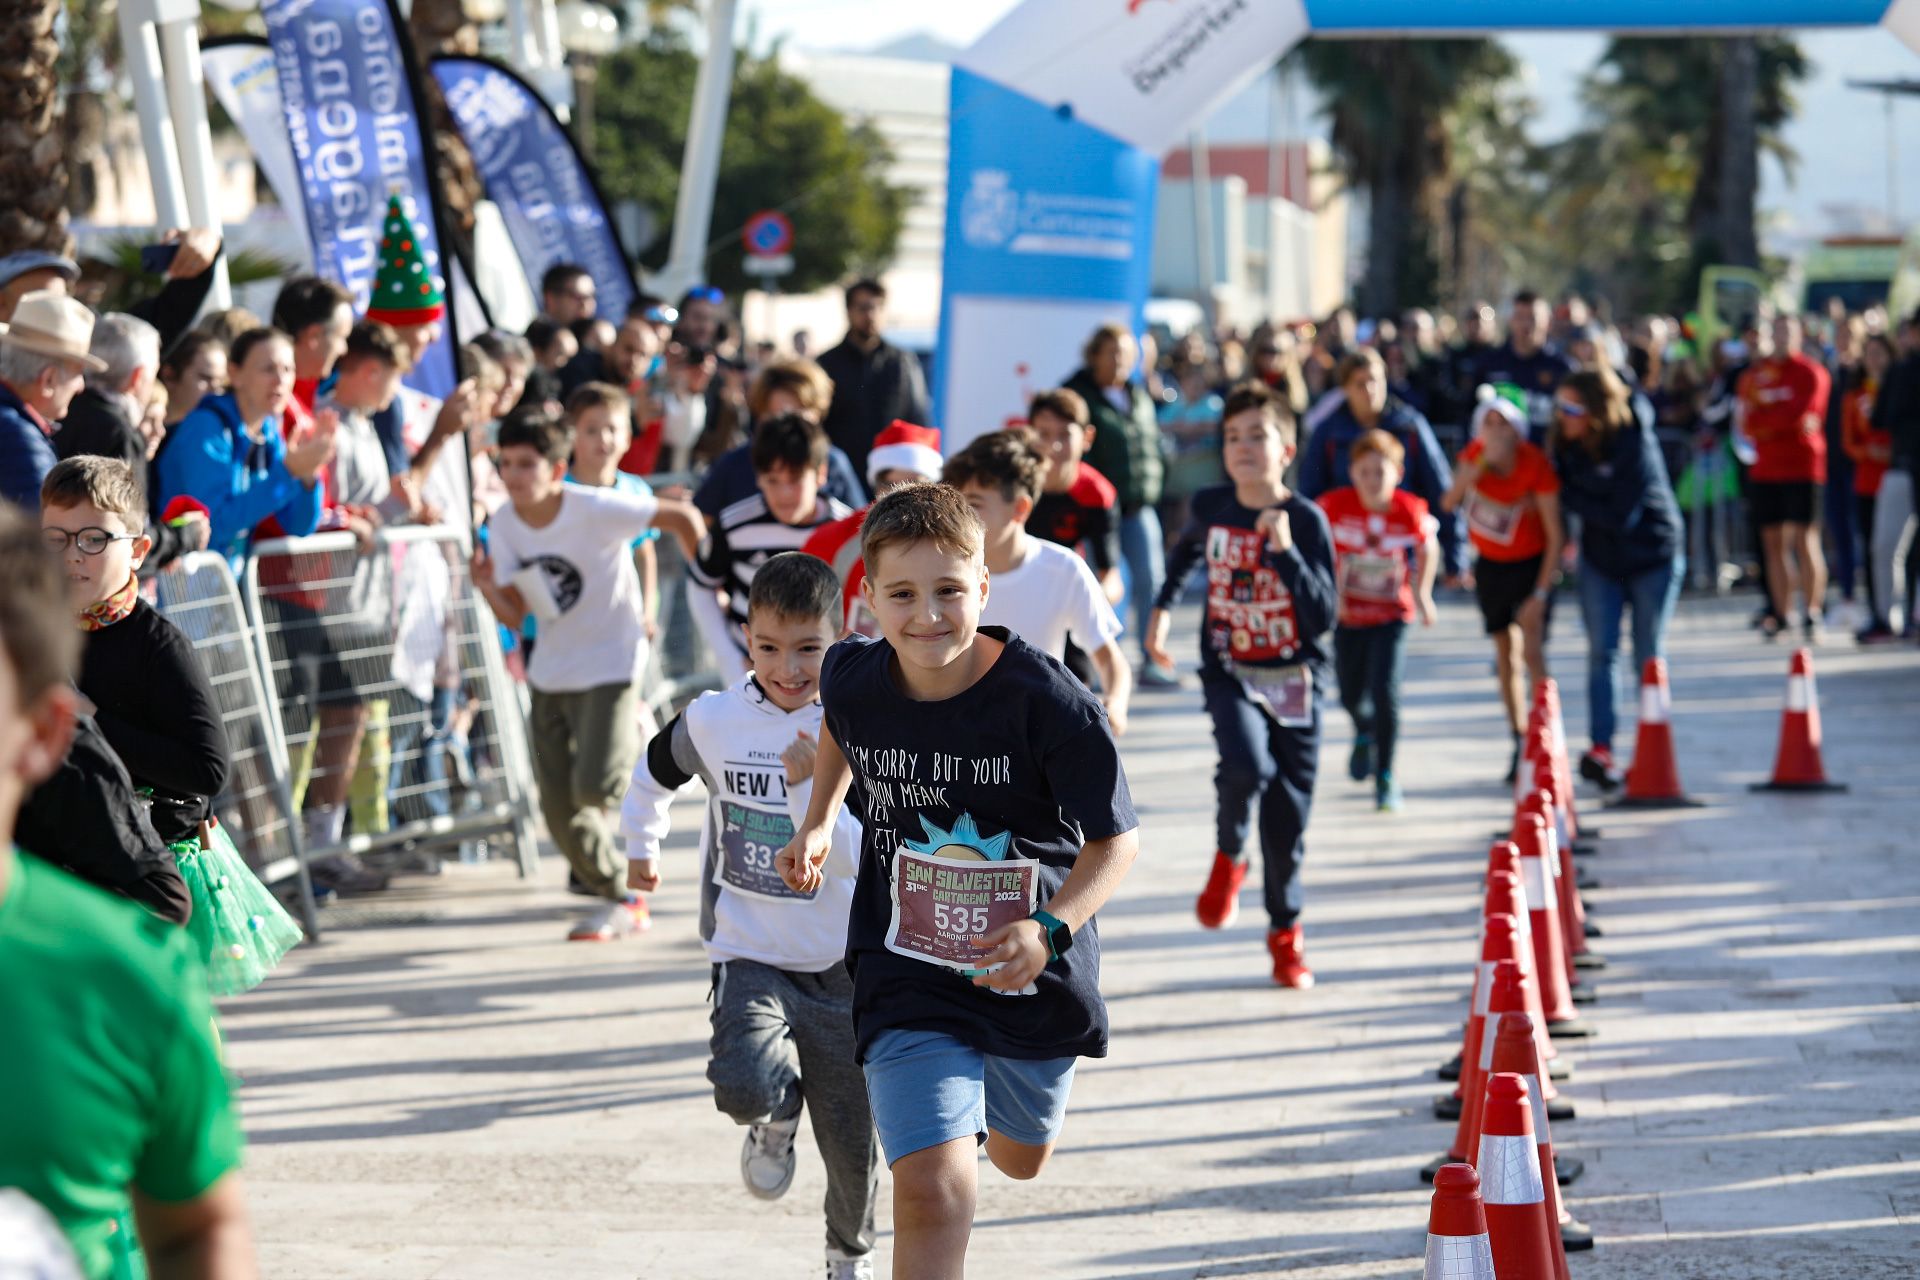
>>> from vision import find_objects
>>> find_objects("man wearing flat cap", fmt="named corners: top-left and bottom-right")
top-left (0, 291), bottom-right (105, 510)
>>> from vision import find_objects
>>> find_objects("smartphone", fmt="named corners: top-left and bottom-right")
top-left (139, 242), bottom-right (180, 275)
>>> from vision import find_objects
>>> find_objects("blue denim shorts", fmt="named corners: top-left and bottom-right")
top-left (862, 1027), bottom-right (1078, 1165)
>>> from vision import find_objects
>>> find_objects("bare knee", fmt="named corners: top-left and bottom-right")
top-left (891, 1141), bottom-right (976, 1223)
top-left (985, 1131), bottom-right (1053, 1181)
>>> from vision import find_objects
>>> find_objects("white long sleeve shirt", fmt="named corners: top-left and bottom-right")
top-left (620, 673), bottom-right (859, 971)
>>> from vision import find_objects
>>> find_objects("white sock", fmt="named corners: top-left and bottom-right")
top-left (304, 804), bottom-right (346, 850)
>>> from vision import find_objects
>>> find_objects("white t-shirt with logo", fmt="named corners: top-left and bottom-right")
top-left (982, 537), bottom-right (1123, 660)
top-left (488, 483), bottom-right (658, 692)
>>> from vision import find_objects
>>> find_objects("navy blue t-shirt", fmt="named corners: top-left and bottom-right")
top-left (822, 628), bottom-right (1138, 1062)
top-left (1155, 486), bottom-right (1337, 682)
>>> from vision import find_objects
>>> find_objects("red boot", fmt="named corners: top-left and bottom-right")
top-left (1194, 852), bottom-right (1247, 929)
top-left (1268, 926), bottom-right (1315, 989)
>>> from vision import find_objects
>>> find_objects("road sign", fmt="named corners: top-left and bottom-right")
top-left (742, 254), bottom-right (794, 277)
top-left (742, 210), bottom-right (794, 258)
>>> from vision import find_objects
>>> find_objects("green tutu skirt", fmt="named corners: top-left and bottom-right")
top-left (174, 819), bottom-right (304, 996)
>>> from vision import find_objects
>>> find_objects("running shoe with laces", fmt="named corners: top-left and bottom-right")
top-left (1137, 661), bottom-right (1182, 690)
top-left (1267, 925), bottom-right (1314, 989)
top-left (567, 895), bottom-right (649, 942)
top-left (1193, 851), bottom-right (1247, 929)
top-left (1376, 773), bottom-right (1403, 813)
top-left (824, 1248), bottom-right (875, 1280)
top-left (308, 851), bottom-right (389, 895)
top-left (1578, 746), bottom-right (1621, 791)
top-left (741, 1113), bottom-right (801, 1201)
top-left (1347, 734), bottom-right (1372, 783)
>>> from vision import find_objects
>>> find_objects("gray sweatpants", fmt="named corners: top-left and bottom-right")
top-left (709, 959), bottom-right (878, 1259)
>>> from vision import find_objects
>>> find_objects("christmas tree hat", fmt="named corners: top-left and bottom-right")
top-left (364, 194), bottom-right (445, 328)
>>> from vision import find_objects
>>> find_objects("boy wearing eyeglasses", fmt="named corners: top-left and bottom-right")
top-left (40, 456), bottom-right (231, 855)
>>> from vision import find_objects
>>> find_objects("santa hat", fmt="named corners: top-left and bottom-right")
top-left (1474, 383), bottom-right (1529, 440)
top-left (160, 495), bottom-right (210, 527)
top-left (866, 420), bottom-right (943, 483)
top-left (364, 195), bottom-right (446, 328)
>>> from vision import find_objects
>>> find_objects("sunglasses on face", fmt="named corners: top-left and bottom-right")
top-left (684, 286), bottom-right (725, 305)
top-left (44, 527), bottom-right (138, 556)
top-left (1554, 399), bottom-right (1589, 418)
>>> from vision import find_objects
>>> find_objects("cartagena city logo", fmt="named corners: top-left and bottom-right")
top-left (961, 170), bottom-right (1019, 249)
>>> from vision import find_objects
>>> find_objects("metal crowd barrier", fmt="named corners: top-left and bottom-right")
top-left (633, 469), bottom-right (724, 721)
top-left (243, 525), bottom-right (541, 888)
top-left (150, 551), bottom-right (323, 938)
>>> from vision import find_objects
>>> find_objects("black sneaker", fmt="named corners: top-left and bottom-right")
top-left (1858, 624), bottom-right (1897, 646)
top-left (1578, 747), bottom-right (1621, 792)
top-left (1503, 735), bottom-right (1523, 786)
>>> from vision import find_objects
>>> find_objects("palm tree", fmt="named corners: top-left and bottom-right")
top-left (0, 0), bottom-right (74, 257)
top-left (1291, 38), bottom-right (1518, 315)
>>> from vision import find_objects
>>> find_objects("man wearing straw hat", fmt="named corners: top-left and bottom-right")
top-left (0, 290), bottom-right (105, 510)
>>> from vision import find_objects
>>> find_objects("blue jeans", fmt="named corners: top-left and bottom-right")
top-left (1118, 506), bottom-right (1166, 663)
top-left (1577, 554), bottom-right (1684, 750)
top-left (1203, 671), bottom-right (1320, 929)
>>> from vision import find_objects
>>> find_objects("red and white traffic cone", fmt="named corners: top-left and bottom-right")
top-left (1522, 783), bottom-right (1603, 981)
top-left (1751, 647), bottom-right (1849, 793)
top-left (1432, 914), bottom-right (1520, 1166)
top-left (1435, 863), bottom-right (1558, 1127)
top-left (1489, 1011), bottom-right (1592, 1270)
top-left (1512, 812), bottom-right (1590, 1038)
top-left (1620, 657), bottom-right (1700, 807)
top-left (1468, 960), bottom-right (1573, 1166)
top-left (1478, 1073), bottom-right (1557, 1280)
top-left (1425, 1163), bottom-right (1497, 1280)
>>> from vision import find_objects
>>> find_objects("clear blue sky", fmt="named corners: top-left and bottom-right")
top-left (746, 0), bottom-right (1920, 238)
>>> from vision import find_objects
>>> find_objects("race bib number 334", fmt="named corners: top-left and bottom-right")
top-left (885, 849), bottom-right (1039, 970)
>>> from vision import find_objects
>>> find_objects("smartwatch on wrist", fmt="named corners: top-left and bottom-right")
top-left (1031, 909), bottom-right (1073, 961)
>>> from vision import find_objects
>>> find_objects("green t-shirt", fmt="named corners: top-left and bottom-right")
top-left (0, 849), bottom-right (242, 1279)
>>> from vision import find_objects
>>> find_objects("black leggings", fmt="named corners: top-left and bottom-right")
top-left (1333, 621), bottom-right (1410, 780)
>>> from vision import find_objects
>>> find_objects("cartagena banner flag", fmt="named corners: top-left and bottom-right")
top-left (256, 0), bottom-right (459, 397)
top-left (430, 55), bottom-right (638, 327)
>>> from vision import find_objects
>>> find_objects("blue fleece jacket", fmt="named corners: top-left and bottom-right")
top-left (1296, 398), bottom-right (1465, 577)
top-left (0, 381), bottom-right (58, 511)
top-left (155, 393), bottom-right (322, 567)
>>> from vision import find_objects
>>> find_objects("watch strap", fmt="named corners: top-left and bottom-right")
top-left (1031, 909), bottom-right (1069, 961)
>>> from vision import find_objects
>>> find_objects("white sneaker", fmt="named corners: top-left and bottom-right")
top-left (740, 1114), bottom-right (800, 1200)
top-left (566, 896), bottom-right (648, 942)
top-left (825, 1248), bottom-right (875, 1279)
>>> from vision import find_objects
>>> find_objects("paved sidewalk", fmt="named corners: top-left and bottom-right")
top-left (229, 597), bottom-right (1920, 1278)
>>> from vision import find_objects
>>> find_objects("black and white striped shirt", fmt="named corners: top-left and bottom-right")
top-left (691, 491), bottom-right (853, 628)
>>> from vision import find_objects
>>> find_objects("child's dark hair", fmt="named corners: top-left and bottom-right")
top-left (861, 482), bottom-right (983, 569)
top-left (747, 552), bottom-right (841, 627)
top-left (525, 317), bottom-right (568, 359)
top-left (496, 409), bottom-right (573, 463)
top-left (942, 429), bottom-right (1046, 505)
top-left (1220, 380), bottom-right (1296, 446)
top-left (1027, 387), bottom-right (1089, 427)
top-left (0, 505), bottom-right (79, 703)
top-left (342, 320), bottom-right (412, 373)
top-left (750, 411), bottom-right (829, 475)
top-left (41, 456), bottom-right (147, 534)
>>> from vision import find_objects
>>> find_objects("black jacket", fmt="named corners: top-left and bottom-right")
top-left (18, 712), bottom-right (190, 925)
top-left (52, 388), bottom-right (197, 573)
top-left (817, 336), bottom-right (930, 484)
top-left (1873, 351), bottom-right (1920, 471)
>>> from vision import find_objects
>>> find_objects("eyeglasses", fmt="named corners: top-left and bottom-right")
top-left (1554, 399), bottom-right (1589, 418)
top-left (43, 527), bottom-right (139, 556)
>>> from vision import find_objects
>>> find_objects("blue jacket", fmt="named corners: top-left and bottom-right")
top-left (0, 381), bottom-right (59, 511)
top-left (1297, 398), bottom-right (1465, 576)
top-left (156, 393), bottom-right (322, 567)
top-left (1553, 416), bottom-right (1682, 580)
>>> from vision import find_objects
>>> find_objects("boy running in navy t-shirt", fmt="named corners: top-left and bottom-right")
top-left (778, 483), bottom-right (1139, 1278)
top-left (1146, 381), bottom-right (1336, 988)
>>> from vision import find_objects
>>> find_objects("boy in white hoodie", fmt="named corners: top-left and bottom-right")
top-left (621, 552), bottom-right (876, 1280)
